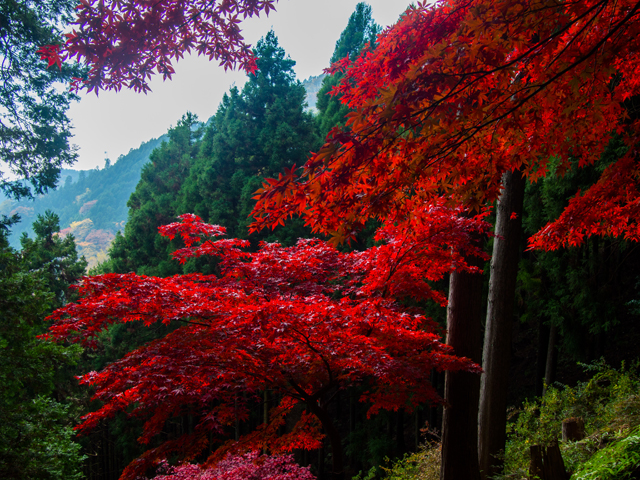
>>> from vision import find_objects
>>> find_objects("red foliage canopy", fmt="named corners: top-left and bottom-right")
top-left (46, 0), bottom-right (278, 93)
top-left (38, 0), bottom-right (640, 246)
top-left (250, 0), bottom-right (640, 249)
top-left (47, 212), bottom-right (487, 479)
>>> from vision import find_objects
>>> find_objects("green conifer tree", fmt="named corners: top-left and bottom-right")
top-left (106, 32), bottom-right (319, 275)
top-left (178, 30), bottom-right (320, 242)
top-left (107, 113), bottom-right (202, 276)
top-left (19, 210), bottom-right (87, 310)
top-left (0, 226), bottom-right (84, 480)
top-left (316, 3), bottom-right (381, 137)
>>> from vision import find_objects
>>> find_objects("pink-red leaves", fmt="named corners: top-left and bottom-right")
top-left (37, 44), bottom-right (63, 69)
top-left (151, 452), bottom-right (316, 480)
top-left (58, 0), bottom-right (276, 93)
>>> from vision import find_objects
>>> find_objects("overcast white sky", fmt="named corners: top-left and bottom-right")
top-left (67, 0), bottom-right (412, 170)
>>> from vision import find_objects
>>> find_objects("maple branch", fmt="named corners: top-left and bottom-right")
top-left (399, 0), bottom-right (640, 181)
top-left (173, 317), bottom-right (212, 328)
top-left (285, 378), bottom-right (312, 403)
top-left (316, 0), bottom-right (615, 172)
top-left (287, 324), bottom-right (335, 387)
top-left (490, 1), bottom-right (640, 118)
top-left (258, 0), bottom-right (640, 231)
top-left (99, 309), bottom-right (214, 328)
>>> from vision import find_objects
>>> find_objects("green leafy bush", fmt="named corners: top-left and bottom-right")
top-left (353, 443), bottom-right (440, 480)
top-left (501, 361), bottom-right (640, 479)
top-left (572, 428), bottom-right (640, 480)
top-left (354, 362), bottom-right (640, 480)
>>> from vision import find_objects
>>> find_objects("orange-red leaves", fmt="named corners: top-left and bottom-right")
top-left (529, 148), bottom-right (640, 250)
top-left (251, 0), bottom-right (640, 251)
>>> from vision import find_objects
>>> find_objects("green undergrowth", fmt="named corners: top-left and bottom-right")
top-left (352, 442), bottom-right (441, 480)
top-left (571, 428), bottom-right (640, 480)
top-left (357, 361), bottom-right (640, 480)
top-left (500, 360), bottom-right (640, 479)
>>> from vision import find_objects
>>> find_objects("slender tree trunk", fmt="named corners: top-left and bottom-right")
top-left (235, 397), bottom-right (240, 440)
top-left (536, 321), bottom-right (550, 397)
top-left (478, 169), bottom-right (526, 479)
top-left (396, 409), bottom-right (406, 455)
top-left (544, 325), bottom-right (558, 394)
top-left (349, 390), bottom-right (357, 470)
top-left (318, 441), bottom-right (325, 480)
top-left (306, 400), bottom-right (345, 480)
top-left (263, 390), bottom-right (269, 454)
top-left (429, 370), bottom-right (440, 438)
top-left (440, 263), bottom-right (484, 480)
top-left (263, 390), bottom-right (269, 425)
top-left (415, 408), bottom-right (422, 450)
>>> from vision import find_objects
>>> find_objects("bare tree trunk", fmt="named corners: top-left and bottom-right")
top-left (536, 321), bottom-right (550, 397)
top-left (263, 390), bottom-right (269, 454)
top-left (306, 400), bottom-right (345, 480)
top-left (544, 325), bottom-right (558, 394)
top-left (440, 264), bottom-right (484, 480)
top-left (478, 169), bottom-right (525, 479)
top-left (349, 390), bottom-right (357, 471)
top-left (396, 409), bottom-right (406, 455)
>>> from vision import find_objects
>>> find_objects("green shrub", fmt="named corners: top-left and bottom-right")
top-left (355, 362), bottom-right (640, 480)
top-left (352, 443), bottom-right (440, 480)
top-left (572, 427), bottom-right (640, 480)
top-left (501, 361), bottom-right (640, 479)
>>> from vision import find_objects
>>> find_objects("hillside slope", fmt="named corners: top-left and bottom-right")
top-left (1, 136), bottom-right (164, 267)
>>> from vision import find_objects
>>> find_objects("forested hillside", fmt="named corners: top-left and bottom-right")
top-left (0, 68), bottom-right (325, 269)
top-left (301, 74), bottom-right (326, 111)
top-left (5, 2), bottom-right (640, 480)
top-left (102, 31), bottom-right (322, 276)
top-left (0, 136), bottom-right (164, 267)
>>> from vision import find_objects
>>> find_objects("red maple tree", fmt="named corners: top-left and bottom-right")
top-left (41, 0), bottom-right (640, 478)
top-left (248, 1), bottom-right (640, 478)
top-left (39, 0), bottom-right (278, 94)
top-left (251, 0), bottom-right (640, 248)
top-left (47, 212), bottom-right (487, 479)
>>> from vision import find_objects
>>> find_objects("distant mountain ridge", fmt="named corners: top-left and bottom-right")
top-left (1, 135), bottom-right (165, 267)
top-left (302, 74), bottom-right (327, 111)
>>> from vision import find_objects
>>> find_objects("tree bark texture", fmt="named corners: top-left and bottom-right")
top-left (306, 400), bottom-right (345, 480)
top-left (528, 443), bottom-right (569, 480)
top-left (544, 325), bottom-right (559, 395)
top-left (536, 321), bottom-right (550, 397)
top-left (440, 263), bottom-right (484, 480)
top-left (562, 417), bottom-right (585, 442)
top-left (478, 169), bottom-right (526, 479)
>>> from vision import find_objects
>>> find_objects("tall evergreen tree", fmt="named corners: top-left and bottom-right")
top-left (107, 113), bottom-right (202, 276)
top-left (107, 32), bottom-right (318, 276)
top-left (0, 224), bottom-right (84, 480)
top-left (315, 3), bottom-right (380, 137)
top-left (19, 210), bottom-right (87, 310)
top-left (178, 30), bottom-right (320, 243)
top-left (0, 0), bottom-right (82, 201)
